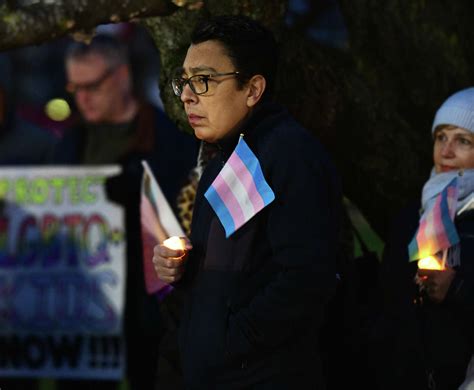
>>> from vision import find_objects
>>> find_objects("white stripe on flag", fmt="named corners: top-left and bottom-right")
top-left (219, 157), bottom-right (256, 221)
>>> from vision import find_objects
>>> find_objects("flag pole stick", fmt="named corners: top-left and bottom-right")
top-left (441, 248), bottom-right (447, 270)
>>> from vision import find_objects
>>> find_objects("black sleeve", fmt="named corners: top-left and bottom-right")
top-left (377, 202), bottom-right (422, 316)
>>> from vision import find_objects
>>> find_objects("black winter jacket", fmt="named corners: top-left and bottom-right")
top-left (178, 103), bottom-right (342, 389)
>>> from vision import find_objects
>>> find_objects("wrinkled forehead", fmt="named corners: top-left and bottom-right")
top-left (181, 41), bottom-right (234, 75)
top-left (175, 65), bottom-right (218, 77)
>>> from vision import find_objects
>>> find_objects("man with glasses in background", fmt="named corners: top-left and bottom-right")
top-left (52, 34), bottom-right (197, 390)
top-left (153, 15), bottom-right (342, 389)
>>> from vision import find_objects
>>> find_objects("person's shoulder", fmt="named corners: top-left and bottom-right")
top-left (270, 115), bottom-right (310, 142)
top-left (143, 102), bottom-right (177, 131)
top-left (0, 117), bottom-right (58, 163)
top-left (50, 121), bottom-right (84, 164)
top-left (258, 108), bottom-right (335, 171)
top-left (10, 117), bottom-right (55, 141)
top-left (255, 104), bottom-right (322, 148)
top-left (252, 108), bottom-right (340, 198)
top-left (138, 103), bottom-right (198, 171)
top-left (144, 103), bottom-right (196, 143)
top-left (55, 121), bottom-right (84, 146)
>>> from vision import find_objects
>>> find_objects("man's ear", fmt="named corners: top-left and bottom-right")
top-left (246, 75), bottom-right (266, 107)
top-left (116, 64), bottom-right (133, 90)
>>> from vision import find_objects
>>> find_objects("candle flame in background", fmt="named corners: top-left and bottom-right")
top-left (163, 236), bottom-right (185, 251)
top-left (418, 256), bottom-right (444, 270)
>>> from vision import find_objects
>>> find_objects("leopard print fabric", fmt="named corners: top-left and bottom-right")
top-left (176, 141), bottom-right (218, 236)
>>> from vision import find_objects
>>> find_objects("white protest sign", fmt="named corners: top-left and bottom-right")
top-left (0, 166), bottom-right (126, 380)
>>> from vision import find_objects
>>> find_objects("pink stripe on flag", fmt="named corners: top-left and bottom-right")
top-left (213, 174), bottom-right (247, 229)
top-left (432, 194), bottom-right (451, 249)
top-left (417, 199), bottom-right (439, 257)
top-left (417, 216), bottom-right (431, 257)
top-left (227, 152), bottom-right (264, 211)
top-left (140, 194), bottom-right (169, 294)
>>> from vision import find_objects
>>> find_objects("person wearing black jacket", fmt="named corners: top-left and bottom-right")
top-left (373, 87), bottom-right (474, 390)
top-left (153, 15), bottom-right (341, 389)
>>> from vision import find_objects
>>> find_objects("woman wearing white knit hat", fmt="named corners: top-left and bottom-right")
top-left (373, 87), bottom-right (474, 390)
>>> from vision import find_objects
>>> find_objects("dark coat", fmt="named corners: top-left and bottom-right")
top-left (178, 103), bottom-right (342, 389)
top-left (51, 102), bottom-right (198, 388)
top-left (0, 116), bottom-right (56, 165)
top-left (373, 202), bottom-right (474, 390)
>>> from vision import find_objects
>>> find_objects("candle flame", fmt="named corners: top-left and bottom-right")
top-left (163, 236), bottom-right (185, 251)
top-left (418, 256), bottom-right (444, 270)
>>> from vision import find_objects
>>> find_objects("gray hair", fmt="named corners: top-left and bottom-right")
top-left (65, 34), bottom-right (129, 69)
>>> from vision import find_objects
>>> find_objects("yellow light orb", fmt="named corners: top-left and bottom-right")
top-left (45, 98), bottom-right (71, 122)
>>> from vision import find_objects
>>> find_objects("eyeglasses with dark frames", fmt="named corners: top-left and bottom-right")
top-left (171, 71), bottom-right (240, 97)
top-left (66, 66), bottom-right (118, 94)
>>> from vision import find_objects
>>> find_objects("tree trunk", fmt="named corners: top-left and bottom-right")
top-left (0, 0), bottom-right (176, 50)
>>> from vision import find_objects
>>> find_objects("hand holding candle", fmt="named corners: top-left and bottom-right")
top-left (416, 253), bottom-right (455, 303)
top-left (152, 236), bottom-right (191, 284)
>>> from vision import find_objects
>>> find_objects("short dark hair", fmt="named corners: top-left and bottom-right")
top-left (191, 15), bottom-right (278, 97)
top-left (65, 34), bottom-right (129, 69)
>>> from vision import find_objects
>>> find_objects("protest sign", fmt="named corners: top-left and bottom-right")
top-left (0, 166), bottom-right (125, 380)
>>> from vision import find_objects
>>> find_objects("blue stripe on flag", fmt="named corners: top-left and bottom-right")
top-left (235, 139), bottom-right (275, 204)
top-left (408, 229), bottom-right (420, 261)
top-left (204, 185), bottom-right (236, 237)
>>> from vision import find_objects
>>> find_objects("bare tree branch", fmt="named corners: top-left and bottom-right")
top-left (0, 0), bottom-right (177, 51)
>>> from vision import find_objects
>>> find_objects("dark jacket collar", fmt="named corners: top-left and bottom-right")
top-left (216, 101), bottom-right (286, 159)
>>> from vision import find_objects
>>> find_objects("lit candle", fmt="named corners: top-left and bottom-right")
top-left (418, 256), bottom-right (444, 270)
top-left (163, 236), bottom-right (185, 251)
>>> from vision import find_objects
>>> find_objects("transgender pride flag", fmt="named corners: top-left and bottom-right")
top-left (408, 177), bottom-right (460, 261)
top-left (205, 136), bottom-right (275, 238)
top-left (140, 161), bottom-right (184, 295)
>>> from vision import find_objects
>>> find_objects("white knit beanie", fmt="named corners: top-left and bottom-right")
top-left (432, 87), bottom-right (474, 134)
